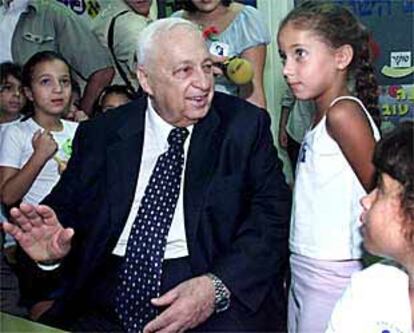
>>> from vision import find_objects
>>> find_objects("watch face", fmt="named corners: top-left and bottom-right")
top-left (216, 297), bottom-right (230, 313)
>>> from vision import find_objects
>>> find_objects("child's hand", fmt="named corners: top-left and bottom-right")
top-left (53, 156), bottom-right (68, 174)
top-left (65, 109), bottom-right (88, 122)
top-left (278, 127), bottom-right (288, 148)
top-left (32, 130), bottom-right (58, 161)
top-left (73, 110), bottom-right (89, 122)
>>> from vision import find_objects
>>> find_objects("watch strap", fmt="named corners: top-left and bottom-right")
top-left (206, 273), bottom-right (231, 313)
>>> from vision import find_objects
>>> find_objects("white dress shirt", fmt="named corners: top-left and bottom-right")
top-left (0, 0), bottom-right (29, 63)
top-left (113, 99), bottom-right (193, 259)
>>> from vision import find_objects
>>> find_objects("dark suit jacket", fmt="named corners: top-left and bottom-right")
top-left (43, 92), bottom-right (291, 322)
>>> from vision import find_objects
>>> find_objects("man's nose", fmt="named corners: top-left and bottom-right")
top-left (193, 69), bottom-right (212, 90)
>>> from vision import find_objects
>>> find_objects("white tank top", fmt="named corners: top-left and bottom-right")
top-left (290, 96), bottom-right (381, 260)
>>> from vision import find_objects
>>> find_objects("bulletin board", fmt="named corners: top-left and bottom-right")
top-left (294, 0), bottom-right (414, 129)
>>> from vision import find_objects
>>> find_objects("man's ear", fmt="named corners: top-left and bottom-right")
top-left (24, 87), bottom-right (34, 102)
top-left (136, 65), bottom-right (153, 96)
top-left (335, 44), bottom-right (354, 70)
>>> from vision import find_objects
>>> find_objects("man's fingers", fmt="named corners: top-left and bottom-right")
top-left (144, 307), bottom-right (188, 333)
top-left (3, 221), bottom-right (23, 239)
top-left (35, 205), bottom-right (59, 225)
top-left (156, 323), bottom-right (182, 333)
top-left (9, 206), bottom-right (33, 232)
top-left (145, 288), bottom-right (181, 332)
top-left (151, 288), bottom-right (179, 307)
top-left (48, 228), bottom-right (73, 259)
top-left (57, 228), bottom-right (74, 249)
top-left (143, 312), bottom-right (173, 333)
top-left (19, 205), bottom-right (45, 228)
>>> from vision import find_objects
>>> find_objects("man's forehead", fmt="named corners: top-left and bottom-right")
top-left (156, 27), bottom-right (207, 56)
top-left (162, 25), bottom-right (201, 41)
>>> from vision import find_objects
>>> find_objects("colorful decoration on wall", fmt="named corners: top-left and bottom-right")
top-left (379, 84), bottom-right (414, 129)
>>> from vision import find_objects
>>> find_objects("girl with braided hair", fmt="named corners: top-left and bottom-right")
top-left (277, 1), bottom-right (381, 331)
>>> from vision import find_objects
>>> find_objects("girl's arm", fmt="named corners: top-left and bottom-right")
top-left (326, 100), bottom-right (377, 192)
top-left (239, 45), bottom-right (267, 109)
top-left (0, 130), bottom-right (57, 206)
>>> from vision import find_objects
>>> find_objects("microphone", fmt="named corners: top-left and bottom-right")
top-left (215, 57), bottom-right (254, 85)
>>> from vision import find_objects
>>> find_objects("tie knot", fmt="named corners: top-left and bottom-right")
top-left (168, 127), bottom-right (189, 147)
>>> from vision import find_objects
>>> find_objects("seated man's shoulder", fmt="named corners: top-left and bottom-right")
top-left (211, 92), bottom-right (271, 141)
top-left (81, 99), bottom-right (142, 137)
top-left (212, 92), bottom-right (266, 122)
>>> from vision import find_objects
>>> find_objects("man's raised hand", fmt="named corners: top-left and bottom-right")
top-left (3, 203), bottom-right (74, 262)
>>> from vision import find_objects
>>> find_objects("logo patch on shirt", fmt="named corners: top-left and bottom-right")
top-left (299, 142), bottom-right (308, 163)
top-left (375, 320), bottom-right (406, 333)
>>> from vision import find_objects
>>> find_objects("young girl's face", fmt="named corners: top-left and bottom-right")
top-left (25, 59), bottom-right (72, 116)
top-left (0, 75), bottom-right (26, 115)
top-left (360, 173), bottom-right (411, 261)
top-left (277, 22), bottom-right (342, 101)
top-left (191, 0), bottom-right (223, 13)
top-left (101, 92), bottom-right (131, 113)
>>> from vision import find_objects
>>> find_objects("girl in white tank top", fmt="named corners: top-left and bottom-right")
top-left (277, 2), bottom-right (382, 332)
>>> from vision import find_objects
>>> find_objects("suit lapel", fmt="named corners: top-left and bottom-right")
top-left (184, 106), bottom-right (222, 252)
top-left (107, 99), bottom-right (146, 236)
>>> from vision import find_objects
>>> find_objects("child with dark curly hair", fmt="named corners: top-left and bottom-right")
top-left (327, 121), bottom-right (414, 332)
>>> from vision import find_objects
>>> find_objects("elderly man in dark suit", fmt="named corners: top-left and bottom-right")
top-left (4, 17), bottom-right (291, 333)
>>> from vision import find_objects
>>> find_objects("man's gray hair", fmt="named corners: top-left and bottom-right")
top-left (136, 17), bottom-right (201, 68)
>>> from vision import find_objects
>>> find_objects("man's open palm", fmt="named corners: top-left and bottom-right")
top-left (3, 203), bottom-right (74, 262)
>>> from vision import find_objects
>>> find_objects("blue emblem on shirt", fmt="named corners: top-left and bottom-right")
top-left (299, 142), bottom-right (308, 163)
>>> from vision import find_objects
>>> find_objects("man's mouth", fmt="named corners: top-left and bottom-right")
top-left (188, 94), bottom-right (208, 107)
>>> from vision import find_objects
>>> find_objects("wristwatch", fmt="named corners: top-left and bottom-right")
top-left (206, 273), bottom-right (231, 313)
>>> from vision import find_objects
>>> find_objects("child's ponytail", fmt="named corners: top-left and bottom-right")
top-left (354, 31), bottom-right (381, 129)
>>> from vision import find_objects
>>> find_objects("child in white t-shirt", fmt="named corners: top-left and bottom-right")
top-left (327, 121), bottom-right (414, 333)
top-left (0, 62), bottom-right (26, 131)
top-left (0, 62), bottom-right (27, 252)
top-left (0, 51), bottom-right (79, 314)
top-left (0, 51), bottom-right (78, 208)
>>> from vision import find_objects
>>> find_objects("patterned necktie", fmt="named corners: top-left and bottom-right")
top-left (115, 127), bottom-right (189, 333)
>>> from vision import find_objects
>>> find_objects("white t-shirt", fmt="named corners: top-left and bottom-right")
top-left (290, 96), bottom-right (381, 260)
top-left (0, 115), bottom-right (23, 137)
top-left (326, 261), bottom-right (412, 333)
top-left (0, 117), bottom-right (78, 204)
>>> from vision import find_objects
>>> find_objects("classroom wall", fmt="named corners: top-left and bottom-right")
top-left (257, 0), bottom-right (295, 184)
